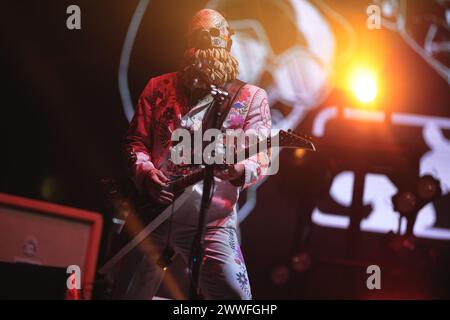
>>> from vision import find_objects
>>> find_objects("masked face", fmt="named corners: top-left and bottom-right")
top-left (187, 9), bottom-right (232, 51)
top-left (180, 9), bottom-right (238, 90)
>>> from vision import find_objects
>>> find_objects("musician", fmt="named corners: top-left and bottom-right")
top-left (112, 8), bottom-right (271, 300)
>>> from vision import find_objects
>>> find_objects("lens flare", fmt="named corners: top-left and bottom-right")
top-left (348, 67), bottom-right (378, 104)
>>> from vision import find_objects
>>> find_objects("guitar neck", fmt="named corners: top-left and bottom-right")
top-left (169, 137), bottom-right (273, 192)
top-left (170, 167), bottom-right (206, 192)
top-left (168, 130), bottom-right (315, 192)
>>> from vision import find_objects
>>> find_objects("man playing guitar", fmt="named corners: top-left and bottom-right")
top-left (111, 8), bottom-right (272, 299)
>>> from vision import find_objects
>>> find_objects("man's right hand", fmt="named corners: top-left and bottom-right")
top-left (144, 169), bottom-right (174, 205)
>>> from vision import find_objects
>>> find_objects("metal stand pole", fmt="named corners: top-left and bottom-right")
top-left (188, 165), bottom-right (214, 299)
top-left (188, 89), bottom-right (222, 299)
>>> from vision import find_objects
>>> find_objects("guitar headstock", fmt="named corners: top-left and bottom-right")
top-left (276, 129), bottom-right (316, 151)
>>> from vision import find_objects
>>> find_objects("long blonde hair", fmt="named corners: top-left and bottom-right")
top-left (179, 47), bottom-right (239, 87)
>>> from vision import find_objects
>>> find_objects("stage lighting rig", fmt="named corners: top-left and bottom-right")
top-left (291, 251), bottom-right (312, 273)
top-left (271, 264), bottom-right (291, 286)
top-left (391, 175), bottom-right (442, 236)
top-left (417, 174), bottom-right (442, 203)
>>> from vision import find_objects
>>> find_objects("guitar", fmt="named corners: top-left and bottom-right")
top-left (99, 85), bottom-right (315, 274)
top-left (98, 129), bottom-right (315, 274)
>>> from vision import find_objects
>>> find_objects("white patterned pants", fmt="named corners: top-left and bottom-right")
top-left (111, 221), bottom-right (252, 300)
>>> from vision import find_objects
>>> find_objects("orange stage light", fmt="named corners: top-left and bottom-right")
top-left (348, 65), bottom-right (378, 105)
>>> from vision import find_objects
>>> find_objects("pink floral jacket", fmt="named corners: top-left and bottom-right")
top-left (125, 72), bottom-right (272, 199)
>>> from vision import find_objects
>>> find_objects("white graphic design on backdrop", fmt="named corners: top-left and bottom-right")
top-left (376, 0), bottom-right (450, 85)
top-left (207, 0), bottom-right (354, 220)
top-left (312, 107), bottom-right (450, 240)
top-left (216, 0), bottom-right (337, 128)
top-left (117, 1), bottom-right (450, 239)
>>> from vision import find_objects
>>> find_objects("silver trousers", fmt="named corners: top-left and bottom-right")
top-left (111, 220), bottom-right (252, 300)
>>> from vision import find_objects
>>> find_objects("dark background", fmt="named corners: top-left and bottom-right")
top-left (1, 0), bottom-right (450, 299)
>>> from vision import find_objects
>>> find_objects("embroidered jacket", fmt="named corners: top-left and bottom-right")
top-left (124, 72), bottom-right (271, 226)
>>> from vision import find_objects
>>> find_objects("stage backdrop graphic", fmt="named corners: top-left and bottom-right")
top-left (118, 0), bottom-right (450, 241)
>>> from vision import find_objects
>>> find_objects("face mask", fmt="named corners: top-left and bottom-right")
top-left (187, 9), bottom-right (233, 51)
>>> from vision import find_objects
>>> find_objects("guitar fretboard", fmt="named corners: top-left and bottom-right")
top-left (170, 167), bottom-right (206, 191)
top-left (168, 137), bottom-right (274, 192)
top-left (167, 130), bottom-right (314, 192)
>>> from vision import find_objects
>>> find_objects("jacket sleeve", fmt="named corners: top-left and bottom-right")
top-left (233, 88), bottom-right (272, 189)
top-left (124, 80), bottom-right (156, 190)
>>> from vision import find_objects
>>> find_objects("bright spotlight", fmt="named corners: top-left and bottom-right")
top-left (348, 67), bottom-right (378, 104)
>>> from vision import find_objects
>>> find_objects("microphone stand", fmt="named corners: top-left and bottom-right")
top-left (188, 160), bottom-right (214, 299)
top-left (188, 85), bottom-right (226, 300)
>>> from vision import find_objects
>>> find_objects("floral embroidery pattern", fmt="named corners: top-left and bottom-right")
top-left (239, 86), bottom-right (252, 102)
top-left (227, 113), bottom-right (245, 128)
top-left (222, 86), bottom-right (253, 129)
top-left (234, 101), bottom-right (246, 109)
top-left (226, 228), bottom-right (236, 250)
top-left (236, 272), bottom-right (249, 290)
top-left (156, 106), bottom-right (174, 148)
top-left (225, 103), bottom-right (249, 128)
top-left (225, 228), bottom-right (252, 299)
top-left (152, 77), bottom-right (177, 149)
